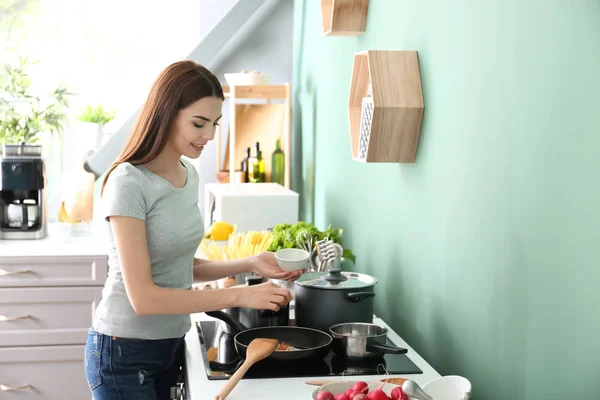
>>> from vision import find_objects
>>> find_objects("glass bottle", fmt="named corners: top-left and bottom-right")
top-left (271, 138), bottom-right (285, 186)
top-left (240, 147), bottom-right (251, 183)
top-left (251, 142), bottom-right (266, 183)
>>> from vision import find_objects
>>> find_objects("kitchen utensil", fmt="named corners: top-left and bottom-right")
top-left (205, 310), bottom-right (332, 363)
top-left (294, 270), bottom-right (377, 332)
top-left (296, 230), bottom-right (314, 253)
top-left (421, 375), bottom-right (472, 400)
top-left (214, 337), bottom-right (278, 400)
top-left (274, 248), bottom-right (309, 271)
top-left (315, 238), bottom-right (337, 271)
top-left (305, 377), bottom-right (408, 386)
top-left (402, 379), bottom-right (434, 400)
top-left (329, 322), bottom-right (408, 360)
top-left (311, 381), bottom-right (399, 400)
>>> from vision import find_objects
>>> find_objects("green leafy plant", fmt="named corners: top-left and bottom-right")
top-left (77, 104), bottom-right (115, 125)
top-left (0, 56), bottom-right (73, 145)
top-left (268, 221), bottom-right (356, 264)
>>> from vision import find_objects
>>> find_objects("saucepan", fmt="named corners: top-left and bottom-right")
top-left (329, 322), bottom-right (408, 360)
top-left (205, 310), bottom-right (332, 363)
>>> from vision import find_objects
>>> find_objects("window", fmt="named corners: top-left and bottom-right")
top-left (1, 0), bottom-right (202, 222)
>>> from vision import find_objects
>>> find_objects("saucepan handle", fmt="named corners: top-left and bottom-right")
top-left (345, 292), bottom-right (376, 303)
top-left (205, 311), bottom-right (246, 334)
top-left (366, 343), bottom-right (408, 355)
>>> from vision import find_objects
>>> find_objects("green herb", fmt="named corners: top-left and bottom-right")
top-left (77, 104), bottom-right (115, 125)
top-left (268, 221), bottom-right (356, 264)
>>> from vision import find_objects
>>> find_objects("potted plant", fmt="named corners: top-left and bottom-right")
top-left (0, 57), bottom-right (72, 148)
top-left (76, 104), bottom-right (115, 149)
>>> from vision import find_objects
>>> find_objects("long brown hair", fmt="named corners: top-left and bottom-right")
top-left (101, 60), bottom-right (224, 194)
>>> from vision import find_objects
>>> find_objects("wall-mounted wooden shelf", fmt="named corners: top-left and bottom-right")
top-left (222, 85), bottom-right (287, 99)
top-left (216, 84), bottom-right (291, 188)
top-left (348, 50), bottom-right (424, 163)
top-left (321, 0), bottom-right (369, 36)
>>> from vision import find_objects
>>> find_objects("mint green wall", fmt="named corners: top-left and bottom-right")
top-left (292, 1), bottom-right (600, 399)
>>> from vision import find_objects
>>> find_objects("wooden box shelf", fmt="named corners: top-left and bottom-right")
top-left (216, 84), bottom-right (292, 188)
top-left (348, 50), bottom-right (424, 163)
top-left (321, 0), bottom-right (369, 36)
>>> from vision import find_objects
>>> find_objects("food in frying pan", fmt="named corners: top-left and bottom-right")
top-left (276, 342), bottom-right (301, 351)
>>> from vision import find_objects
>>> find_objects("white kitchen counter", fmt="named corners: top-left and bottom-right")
top-left (0, 223), bottom-right (109, 257)
top-left (184, 313), bottom-right (441, 400)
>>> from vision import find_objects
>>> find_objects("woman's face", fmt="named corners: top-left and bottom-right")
top-left (169, 96), bottom-right (223, 159)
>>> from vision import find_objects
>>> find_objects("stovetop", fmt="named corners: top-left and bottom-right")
top-left (196, 320), bottom-right (422, 380)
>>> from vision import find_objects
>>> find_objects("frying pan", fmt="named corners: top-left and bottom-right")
top-left (205, 310), bottom-right (332, 363)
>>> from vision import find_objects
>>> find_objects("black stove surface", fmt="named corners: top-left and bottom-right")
top-left (197, 321), bottom-right (422, 380)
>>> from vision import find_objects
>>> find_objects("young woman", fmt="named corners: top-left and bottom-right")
top-left (84, 60), bottom-right (300, 400)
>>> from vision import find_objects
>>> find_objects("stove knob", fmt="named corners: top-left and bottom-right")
top-left (169, 384), bottom-right (185, 399)
top-left (11, 163), bottom-right (22, 175)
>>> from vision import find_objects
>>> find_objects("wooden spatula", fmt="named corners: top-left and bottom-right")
top-left (214, 338), bottom-right (279, 400)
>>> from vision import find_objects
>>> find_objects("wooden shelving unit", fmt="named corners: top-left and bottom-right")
top-left (321, 0), bottom-right (369, 36)
top-left (348, 50), bottom-right (424, 163)
top-left (216, 84), bottom-right (291, 188)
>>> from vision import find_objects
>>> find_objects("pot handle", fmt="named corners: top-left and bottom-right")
top-left (366, 343), bottom-right (408, 355)
top-left (205, 310), bottom-right (246, 334)
top-left (345, 292), bottom-right (376, 303)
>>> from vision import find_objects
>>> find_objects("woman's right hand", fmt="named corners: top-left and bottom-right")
top-left (236, 282), bottom-right (292, 311)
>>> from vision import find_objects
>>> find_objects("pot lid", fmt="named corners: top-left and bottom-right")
top-left (295, 270), bottom-right (377, 289)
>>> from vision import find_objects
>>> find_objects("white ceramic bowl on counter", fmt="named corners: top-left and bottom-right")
top-left (274, 248), bottom-right (309, 271)
top-left (224, 71), bottom-right (271, 86)
top-left (311, 381), bottom-right (399, 400)
top-left (422, 375), bottom-right (472, 400)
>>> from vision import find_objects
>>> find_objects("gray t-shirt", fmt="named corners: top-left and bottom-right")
top-left (93, 159), bottom-right (204, 340)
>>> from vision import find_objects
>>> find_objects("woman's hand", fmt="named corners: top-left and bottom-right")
top-left (237, 282), bottom-right (292, 311)
top-left (249, 252), bottom-right (304, 281)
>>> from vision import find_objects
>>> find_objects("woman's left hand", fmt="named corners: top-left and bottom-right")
top-left (249, 252), bottom-right (304, 281)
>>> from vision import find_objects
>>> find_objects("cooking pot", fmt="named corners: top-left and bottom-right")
top-left (294, 269), bottom-right (377, 332)
top-left (220, 275), bottom-right (289, 332)
top-left (329, 322), bottom-right (407, 360)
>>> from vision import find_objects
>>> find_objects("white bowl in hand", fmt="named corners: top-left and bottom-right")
top-left (274, 248), bottom-right (309, 271)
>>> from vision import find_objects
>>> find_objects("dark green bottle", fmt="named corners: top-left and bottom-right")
top-left (271, 138), bottom-right (285, 185)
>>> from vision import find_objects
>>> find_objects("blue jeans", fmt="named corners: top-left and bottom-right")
top-left (84, 328), bottom-right (185, 400)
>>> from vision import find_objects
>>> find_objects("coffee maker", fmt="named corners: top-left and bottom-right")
top-left (0, 143), bottom-right (48, 239)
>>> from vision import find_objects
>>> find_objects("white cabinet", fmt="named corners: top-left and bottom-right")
top-left (0, 345), bottom-right (91, 399)
top-left (0, 250), bottom-right (107, 399)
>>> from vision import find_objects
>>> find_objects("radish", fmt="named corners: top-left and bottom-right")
top-left (352, 394), bottom-right (369, 400)
top-left (367, 389), bottom-right (389, 400)
top-left (391, 387), bottom-right (408, 400)
top-left (316, 391), bottom-right (335, 400)
top-left (352, 381), bottom-right (369, 394)
top-left (345, 388), bottom-right (355, 397)
top-left (335, 394), bottom-right (350, 400)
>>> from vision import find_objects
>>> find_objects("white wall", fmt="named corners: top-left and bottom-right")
top-left (191, 0), bottom-right (294, 219)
